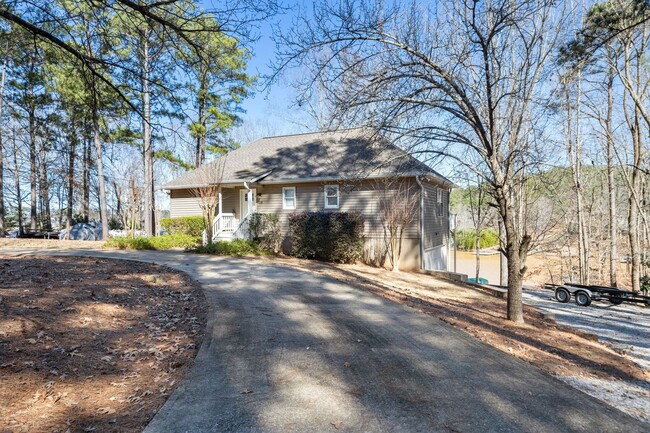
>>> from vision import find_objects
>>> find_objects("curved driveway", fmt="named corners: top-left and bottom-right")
top-left (5, 249), bottom-right (647, 433)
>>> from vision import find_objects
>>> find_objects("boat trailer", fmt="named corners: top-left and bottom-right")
top-left (543, 283), bottom-right (650, 307)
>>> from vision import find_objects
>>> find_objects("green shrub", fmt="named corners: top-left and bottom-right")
top-left (105, 233), bottom-right (200, 250)
top-left (160, 216), bottom-right (206, 237)
top-left (453, 228), bottom-right (500, 251)
top-left (192, 239), bottom-right (267, 256)
top-left (263, 213), bottom-right (282, 254)
top-left (288, 212), bottom-right (364, 263)
top-left (247, 212), bottom-right (282, 253)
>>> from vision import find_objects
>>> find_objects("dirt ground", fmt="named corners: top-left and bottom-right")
top-left (0, 238), bottom-right (103, 250)
top-left (0, 255), bottom-right (207, 433)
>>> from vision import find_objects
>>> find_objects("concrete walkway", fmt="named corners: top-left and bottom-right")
top-left (4, 249), bottom-right (648, 433)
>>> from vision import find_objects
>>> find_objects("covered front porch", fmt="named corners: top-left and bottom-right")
top-left (203, 186), bottom-right (257, 244)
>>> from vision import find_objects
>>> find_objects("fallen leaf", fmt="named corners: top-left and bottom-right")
top-left (240, 388), bottom-right (253, 395)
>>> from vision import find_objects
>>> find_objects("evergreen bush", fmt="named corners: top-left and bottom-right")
top-left (160, 216), bottom-right (206, 238)
top-left (288, 212), bottom-right (364, 263)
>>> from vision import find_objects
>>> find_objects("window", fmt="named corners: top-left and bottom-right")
top-left (324, 185), bottom-right (339, 209)
top-left (437, 188), bottom-right (444, 217)
top-left (283, 187), bottom-right (296, 210)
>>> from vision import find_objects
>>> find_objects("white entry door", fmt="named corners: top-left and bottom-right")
top-left (240, 189), bottom-right (257, 218)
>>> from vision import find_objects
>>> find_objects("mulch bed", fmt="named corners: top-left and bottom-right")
top-left (0, 256), bottom-right (207, 433)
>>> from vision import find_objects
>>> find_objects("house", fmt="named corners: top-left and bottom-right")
top-left (162, 128), bottom-right (453, 271)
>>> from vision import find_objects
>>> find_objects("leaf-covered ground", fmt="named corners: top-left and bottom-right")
top-left (0, 256), bottom-right (207, 433)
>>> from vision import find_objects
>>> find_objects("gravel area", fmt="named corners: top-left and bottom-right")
top-left (523, 289), bottom-right (650, 424)
top-left (523, 289), bottom-right (650, 370)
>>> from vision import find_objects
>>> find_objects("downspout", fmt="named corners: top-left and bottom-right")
top-left (243, 181), bottom-right (250, 215)
top-left (415, 175), bottom-right (425, 271)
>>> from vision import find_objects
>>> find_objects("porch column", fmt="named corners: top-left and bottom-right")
top-left (218, 191), bottom-right (222, 216)
top-left (247, 189), bottom-right (253, 215)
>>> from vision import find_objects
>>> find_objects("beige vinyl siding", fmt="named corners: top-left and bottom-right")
top-left (169, 189), bottom-right (203, 217)
top-left (422, 180), bottom-right (448, 250)
top-left (256, 180), bottom-right (419, 239)
top-left (167, 178), bottom-right (436, 270)
top-left (169, 187), bottom-right (242, 218)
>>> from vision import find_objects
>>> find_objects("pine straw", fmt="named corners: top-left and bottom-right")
top-left (0, 256), bottom-right (207, 433)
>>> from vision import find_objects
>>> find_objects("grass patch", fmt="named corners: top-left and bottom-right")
top-left (105, 233), bottom-right (201, 250)
top-left (191, 239), bottom-right (269, 256)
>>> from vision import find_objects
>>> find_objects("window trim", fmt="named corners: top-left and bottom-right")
top-left (324, 184), bottom-right (340, 209)
top-left (436, 188), bottom-right (444, 217)
top-left (282, 187), bottom-right (296, 210)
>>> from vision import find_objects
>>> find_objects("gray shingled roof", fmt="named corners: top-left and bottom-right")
top-left (162, 128), bottom-right (451, 189)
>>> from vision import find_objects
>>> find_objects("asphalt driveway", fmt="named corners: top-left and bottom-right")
top-left (5, 249), bottom-right (647, 433)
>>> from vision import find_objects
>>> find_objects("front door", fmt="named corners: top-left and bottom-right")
top-left (240, 189), bottom-right (257, 218)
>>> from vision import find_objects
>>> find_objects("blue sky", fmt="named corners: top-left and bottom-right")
top-left (219, 1), bottom-right (310, 140)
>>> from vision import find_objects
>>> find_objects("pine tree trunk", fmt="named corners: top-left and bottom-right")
top-left (66, 118), bottom-right (77, 237)
top-left (82, 131), bottom-right (90, 223)
top-left (92, 99), bottom-right (109, 239)
top-left (29, 106), bottom-right (37, 230)
top-left (12, 130), bottom-right (22, 233)
top-left (0, 54), bottom-right (6, 235)
top-left (142, 35), bottom-right (155, 236)
top-left (38, 138), bottom-right (51, 230)
top-left (195, 76), bottom-right (206, 168)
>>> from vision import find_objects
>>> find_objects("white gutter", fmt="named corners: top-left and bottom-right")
top-left (415, 175), bottom-right (425, 271)
top-left (162, 171), bottom-right (455, 191)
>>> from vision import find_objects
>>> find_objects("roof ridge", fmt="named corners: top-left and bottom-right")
top-left (260, 126), bottom-right (366, 140)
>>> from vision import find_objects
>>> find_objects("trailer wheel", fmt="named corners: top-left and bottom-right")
top-left (575, 290), bottom-right (592, 307)
top-left (555, 288), bottom-right (571, 303)
top-left (609, 296), bottom-right (624, 305)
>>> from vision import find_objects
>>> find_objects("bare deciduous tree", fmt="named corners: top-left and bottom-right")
top-left (379, 179), bottom-right (419, 272)
top-left (189, 156), bottom-right (227, 245)
top-left (275, 0), bottom-right (569, 322)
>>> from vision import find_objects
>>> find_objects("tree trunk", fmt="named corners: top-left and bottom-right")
top-left (629, 112), bottom-right (642, 292)
top-left (605, 69), bottom-right (617, 287)
top-left (195, 74), bottom-right (206, 167)
top-left (475, 230), bottom-right (481, 282)
top-left (92, 93), bottom-right (109, 239)
top-left (12, 130), bottom-right (22, 233)
top-left (142, 35), bottom-right (155, 236)
top-left (499, 219), bottom-right (507, 286)
top-left (38, 136), bottom-right (51, 230)
top-left (566, 76), bottom-right (589, 284)
top-left (66, 117), bottom-right (77, 237)
top-left (0, 54), bottom-right (6, 235)
top-left (497, 183), bottom-right (528, 323)
top-left (82, 130), bottom-right (90, 223)
top-left (28, 106), bottom-right (37, 230)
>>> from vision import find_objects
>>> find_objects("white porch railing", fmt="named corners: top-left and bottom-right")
top-left (203, 212), bottom-right (254, 245)
top-left (213, 213), bottom-right (237, 239)
top-left (232, 213), bottom-right (252, 241)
